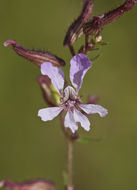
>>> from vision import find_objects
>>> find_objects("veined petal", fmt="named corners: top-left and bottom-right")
top-left (73, 109), bottom-right (90, 131)
top-left (41, 62), bottom-right (64, 94)
top-left (79, 104), bottom-right (108, 117)
top-left (70, 54), bottom-right (92, 92)
top-left (38, 107), bottom-right (63, 121)
top-left (64, 110), bottom-right (78, 133)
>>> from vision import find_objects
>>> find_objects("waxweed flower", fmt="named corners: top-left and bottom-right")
top-left (37, 75), bottom-right (58, 107)
top-left (38, 54), bottom-right (108, 133)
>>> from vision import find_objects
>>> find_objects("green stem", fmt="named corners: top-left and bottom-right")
top-left (60, 113), bottom-right (76, 190)
top-left (67, 137), bottom-right (73, 186)
top-left (66, 136), bottom-right (74, 190)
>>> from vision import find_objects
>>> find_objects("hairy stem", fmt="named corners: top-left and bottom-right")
top-left (66, 136), bottom-right (74, 190)
top-left (60, 113), bottom-right (77, 190)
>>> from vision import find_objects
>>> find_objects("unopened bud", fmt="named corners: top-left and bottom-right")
top-left (37, 75), bottom-right (60, 106)
top-left (63, 0), bottom-right (93, 46)
top-left (87, 95), bottom-right (99, 104)
top-left (102, 0), bottom-right (137, 25)
top-left (0, 179), bottom-right (56, 190)
top-left (84, 0), bottom-right (137, 36)
top-left (82, 0), bottom-right (93, 22)
top-left (83, 16), bottom-right (103, 36)
top-left (65, 186), bottom-right (74, 190)
top-left (4, 40), bottom-right (65, 67)
top-left (0, 181), bottom-right (4, 188)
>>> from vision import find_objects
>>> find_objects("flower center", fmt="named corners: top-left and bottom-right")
top-left (60, 86), bottom-right (81, 111)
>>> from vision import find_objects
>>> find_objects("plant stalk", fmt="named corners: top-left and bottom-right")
top-left (66, 136), bottom-right (74, 190)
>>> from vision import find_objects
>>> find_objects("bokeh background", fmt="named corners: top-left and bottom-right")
top-left (0, 0), bottom-right (137, 190)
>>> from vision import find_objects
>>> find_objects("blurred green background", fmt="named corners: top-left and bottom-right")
top-left (0, 0), bottom-right (137, 190)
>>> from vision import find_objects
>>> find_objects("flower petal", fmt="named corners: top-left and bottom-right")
top-left (38, 107), bottom-right (63, 121)
top-left (73, 109), bottom-right (90, 131)
top-left (70, 54), bottom-right (92, 92)
top-left (64, 110), bottom-right (78, 133)
top-left (41, 62), bottom-right (64, 94)
top-left (79, 104), bottom-right (108, 117)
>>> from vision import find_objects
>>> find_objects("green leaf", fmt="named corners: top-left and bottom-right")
top-left (91, 54), bottom-right (101, 62)
top-left (91, 47), bottom-right (100, 51)
top-left (98, 41), bottom-right (109, 46)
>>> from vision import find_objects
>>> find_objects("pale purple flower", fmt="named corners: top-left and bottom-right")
top-left (38, 53), bottom-right (108, 133)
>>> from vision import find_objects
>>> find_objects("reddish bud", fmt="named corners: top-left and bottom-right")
top-left (0, 179), bottom-right (56, 190)
top-left (82, 0), bottom-right (93, 22)
top-left (65, 186), bottom-right (74, 190)
top-left (84, 0), bottom-right (137, 36)
top-left (87, 95), bottom-right (99, 104)
top-left (102, 0), bottom-right (137, 25)
top-left (37, 75), bottom-right (57, 107)
top-left (63, 0), bottom-right (93, 46)
top-left (4, 40), bottom-right (65, 67)
top-left (83, 16), bottom-right (103, 36)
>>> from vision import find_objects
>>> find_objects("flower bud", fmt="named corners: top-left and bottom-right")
top-left (84, 0), bottom-right (137, 36)
top-left (102, 0), bottom-right (137, 25)
top-left (87, 95), bottom-right (99, 104)
top-left (0, 179), bottom-right (56, 190)
top-left (4, 40), bottom-right (65, 67)
top-left (63, 0), bottom-right (93, 46)
top-left (37, 75), bottom-right (60, 106)
top-left (65, 186), bottom-right (74, 190)
top-left (83, 16), bottom-right (103, 36)
top-left (82, 0), bottom-right (93, 22)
